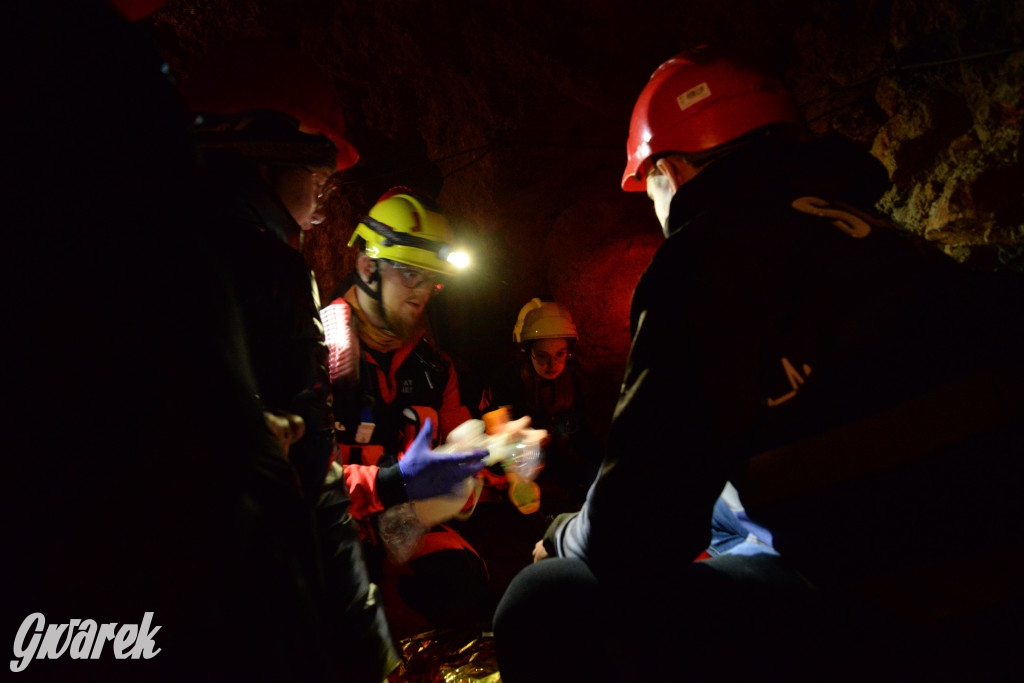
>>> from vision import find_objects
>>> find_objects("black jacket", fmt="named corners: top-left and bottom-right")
top-left (549, 135), bottom-right (1024, 608)
top-left (8, 3), bottom-right (393, 681)
top-left (201, 151), bottom-right (335, 500)
top-left (201, 152), bottom-right (398, 681)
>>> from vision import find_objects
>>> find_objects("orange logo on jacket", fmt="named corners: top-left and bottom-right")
top-left (765, 357), bottom-right (812, 407)
top-left (791, 196), bottom-right (872, 238)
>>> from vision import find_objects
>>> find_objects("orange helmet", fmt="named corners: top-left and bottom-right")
top-left (622, 46), bottom-right (799, 192)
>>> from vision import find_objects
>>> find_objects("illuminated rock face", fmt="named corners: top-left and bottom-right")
top-left (153, 0), bottom-right (1023, 432)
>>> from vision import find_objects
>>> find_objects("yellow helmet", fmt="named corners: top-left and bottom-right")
top-left (347, 189), bottom-right (465, 275)
top-left (513, 298), bottom-right (578, 344)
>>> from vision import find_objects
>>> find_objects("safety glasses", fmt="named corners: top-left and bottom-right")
top-left (381, 259), bottom-right (448, 293)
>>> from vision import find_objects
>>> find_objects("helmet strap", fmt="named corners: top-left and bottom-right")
top-left (355, 259), bottom-right (383, 302)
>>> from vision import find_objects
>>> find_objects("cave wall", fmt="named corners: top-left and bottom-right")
top-left (149, 0), bottom-right (1024, 434)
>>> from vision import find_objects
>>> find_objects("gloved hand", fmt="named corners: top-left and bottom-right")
top-left (399, 418), bottom-right (488, 501)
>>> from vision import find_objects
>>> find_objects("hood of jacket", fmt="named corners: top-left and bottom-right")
top-left (666, 134), bottom-right (891, 238)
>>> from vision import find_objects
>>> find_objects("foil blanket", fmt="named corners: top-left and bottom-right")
top-left (387, 627), bottom-right (502, 683)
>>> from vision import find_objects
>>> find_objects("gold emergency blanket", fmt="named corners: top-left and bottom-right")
top-left (387, 627), bottom-right (501, 683)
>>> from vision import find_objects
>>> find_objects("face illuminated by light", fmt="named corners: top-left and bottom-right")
top-left (530, 337), bottom-right (570, 380)
top-left (646, 170), bottom-right (675, 237)
top-left (269, 165), bottom-right (332, 234)
top-left (377, 260), bottom-right (439, 342)
top-left (644, 155), bottom-right (703, 238)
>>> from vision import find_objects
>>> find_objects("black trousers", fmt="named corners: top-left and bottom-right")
top-left (493, 553), bottom-right (1021, 682)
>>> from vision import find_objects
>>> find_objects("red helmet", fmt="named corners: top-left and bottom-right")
top-left (621, 47), bottom-right (799, 192)
top-left (178, 38), bottom-right (358, 171)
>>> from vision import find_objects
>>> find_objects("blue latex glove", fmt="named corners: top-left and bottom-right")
top-left (398, 418), bottom-right (488, 500)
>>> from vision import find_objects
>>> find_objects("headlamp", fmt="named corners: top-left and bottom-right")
top-left (361, 215), bottom-right (469, 268)
top-left (445, 250), bottom-right (470, 269)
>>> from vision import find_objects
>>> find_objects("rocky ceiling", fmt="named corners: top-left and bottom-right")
top-left (143, 0), bottom-right (1023, 429)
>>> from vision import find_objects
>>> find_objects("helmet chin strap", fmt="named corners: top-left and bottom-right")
top-left (355, 259), bottom-right (383, 302)
top-left (357, 267), bottom-right (404, 339)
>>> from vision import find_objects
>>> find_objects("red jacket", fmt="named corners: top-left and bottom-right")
top-left (331, 310), bottom-right (472, 520)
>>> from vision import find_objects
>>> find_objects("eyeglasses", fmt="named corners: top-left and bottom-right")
top-left (531, 349), bottom-right (570, 365)
top-left (381, 259), bottom-right (448, 293)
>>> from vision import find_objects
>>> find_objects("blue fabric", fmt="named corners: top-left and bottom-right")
top-left (708, 497), bottom-right (778, 557)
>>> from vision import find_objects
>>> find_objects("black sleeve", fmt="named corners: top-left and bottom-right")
top-left (375, 463), bottom-right (410, 508)
top-left (232, 236), bottom-right (336, 501)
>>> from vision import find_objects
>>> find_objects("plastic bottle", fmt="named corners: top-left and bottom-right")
top-left (378, 416), bottom-right (546, 561)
